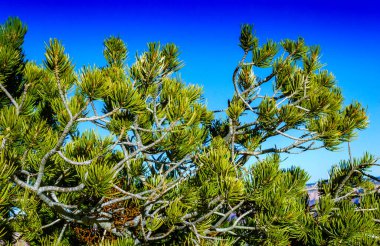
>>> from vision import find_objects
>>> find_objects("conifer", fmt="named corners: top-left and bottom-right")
top-left (0, 18), bottom-right (378, 245)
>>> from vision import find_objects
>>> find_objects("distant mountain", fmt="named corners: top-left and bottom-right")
top-left (305, 177), bottom-right (380, 206)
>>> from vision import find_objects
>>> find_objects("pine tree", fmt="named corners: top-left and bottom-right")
top-left (0, 18), bottom-right (379, 245)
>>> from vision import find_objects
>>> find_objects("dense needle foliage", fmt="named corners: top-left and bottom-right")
top-left (0, 17), bottom-right (379, 245)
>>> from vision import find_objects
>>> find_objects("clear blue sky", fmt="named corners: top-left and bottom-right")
top-left (2, 0), bottom-right (379, 182)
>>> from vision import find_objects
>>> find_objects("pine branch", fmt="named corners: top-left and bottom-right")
top-left (54, 68), bottom-right (73, 119)
top-left (34, 100), bottom-right (89, 189)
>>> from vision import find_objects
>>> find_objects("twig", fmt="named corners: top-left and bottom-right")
top-left (41, 219), bottom-right (61, 229)
top-left (0, 82), bottom-right (19, 112)
top-left (57, 151), bottom-right (93, 165)
top-left (76, 107), bottom-right (120, 122)
top-left (57, 223), bottom-right (68, 243)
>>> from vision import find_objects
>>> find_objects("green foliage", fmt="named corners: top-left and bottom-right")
top-left (252, 39), bottom-right (278, 67)
top-left (226, 97), bottom-right (245, 123)
top-left (0, 17), bottom-right (378, 245)
top-left (0, 152), bottom-right (17, 238)
top-left (44, 39), bottom-right (74, 78)
top-left (78, 66), bottom-right (110, 100)
top-left (103, 36), bottom-right (128, 68)
top-left (0, 17), bottom-right (27, 107)
top-left (239, 24), bottom-right (257, 52)
top-left (99, 237), bottom-right (135, 246)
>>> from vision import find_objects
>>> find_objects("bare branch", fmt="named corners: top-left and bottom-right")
top-left (0, 82), bottom-right (19, 112)
top-left (333, 189), bottom-right (357, 202)
top-left (112, 121), bottom-right (177, 172)
top-left (41, 219), bottom-right (61, 229)
top-left (213, 200), bottom-right (244, 228)
top-left (112, 185), bottom-right (148, 200)
top-left (57, 151), bottom-right (93, 165)
top-left (37, 183), bottom-right (85, 194)
top-left (240, 136), bottom-right (319, 156)
top-left (57, 223), bottom-right (68, 243)
top-left (275, 130), bottom-right (304, 141)
top-left (212, 210), bottom-right (254, 233)
top-left (34, 100), bottom-right (89, 189)
top-left (76, 107), bottom-right (120, 122)
top-left (101, 190), bottom-right (154, 208)
top-left (18, 83), bottom-right (30, 109)
top-left (355, 208), bottom-right (378, 212)
top-left (146, 227), bottom-right (175, 241)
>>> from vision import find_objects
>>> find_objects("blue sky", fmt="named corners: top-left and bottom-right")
top-left (2, 0), bottom-right (379, 182)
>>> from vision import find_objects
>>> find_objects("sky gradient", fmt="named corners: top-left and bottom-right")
top-left (2, 0), bottom-right (379, 182)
